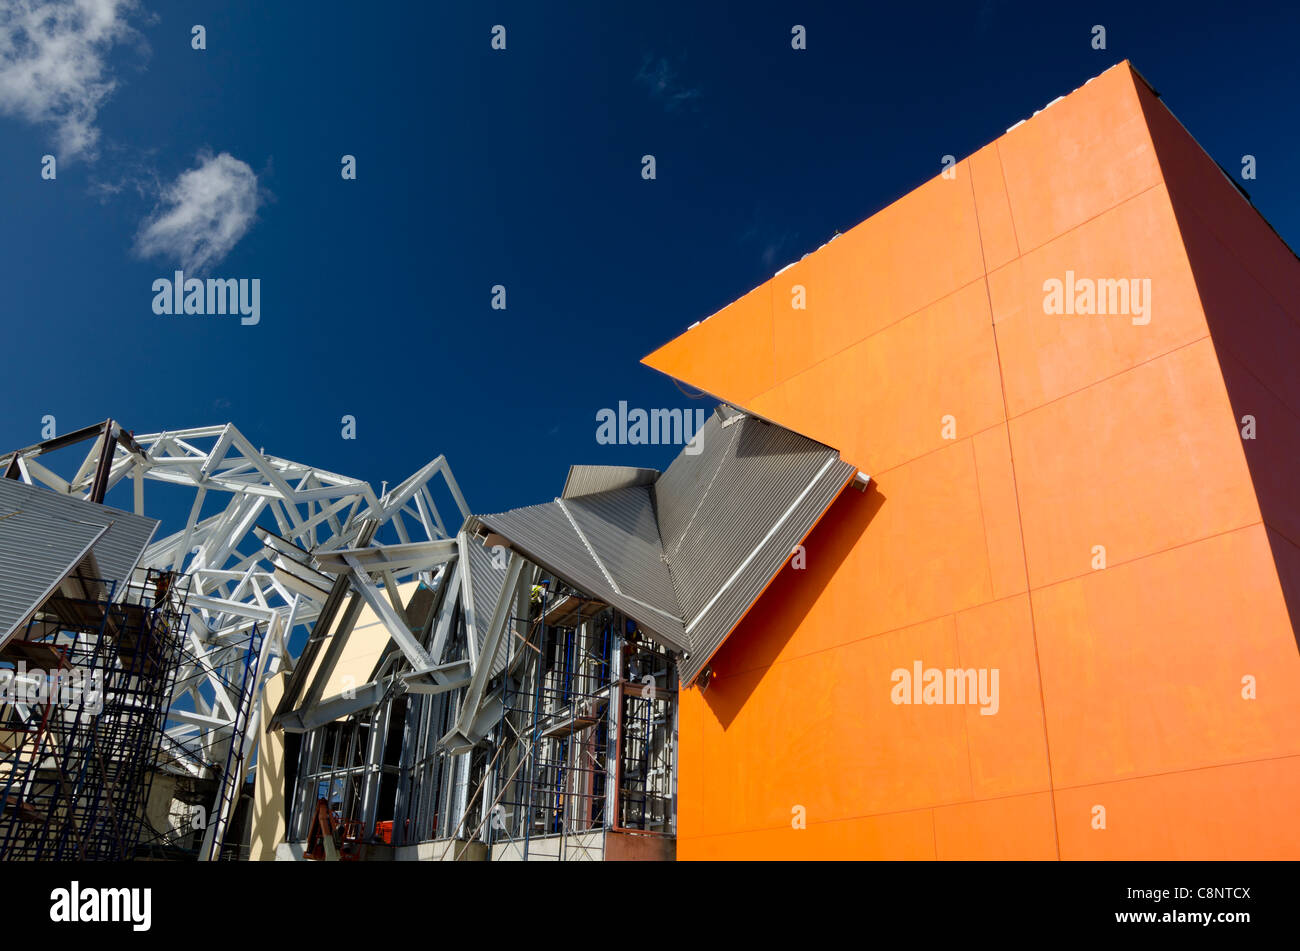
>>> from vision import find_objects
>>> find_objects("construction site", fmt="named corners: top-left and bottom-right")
top-left (2, 62), bottom-right (1299, 863)
top-left (0, 409), bottom-right (831, 861)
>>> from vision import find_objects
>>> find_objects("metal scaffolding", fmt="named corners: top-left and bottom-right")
top-left (280, 569), bottom-right (679, 861)
top-left (0, 569), bottom-right (188, 861)
top-left (0, 419), bottom-right (470, 860)
top-left (472, 583), bottom-right (677, 859)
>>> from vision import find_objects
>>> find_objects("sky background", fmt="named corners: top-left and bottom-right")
top-left (2, 0), bottom-right (1299, 533)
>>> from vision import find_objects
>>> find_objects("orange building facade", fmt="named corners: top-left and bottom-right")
top-left (643, 62), bottom-right (1300, 859)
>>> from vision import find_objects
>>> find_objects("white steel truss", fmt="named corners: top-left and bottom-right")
top-left (0, 420), bottom-right (470, 859)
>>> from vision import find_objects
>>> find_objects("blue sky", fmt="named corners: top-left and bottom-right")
top-left (2, 0), bottom-right (1298, 530)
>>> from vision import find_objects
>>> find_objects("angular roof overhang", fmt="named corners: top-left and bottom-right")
top-left (468, 409), bottom-right (857, 685)
top-left (0, 479), bottom-right (159, 649)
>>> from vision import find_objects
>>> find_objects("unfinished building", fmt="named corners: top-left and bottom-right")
top-left (261, 407), bottom-right (857, 861)
top-left (0, 479), bottom-right (181, 860)
top-left (3, 61), bottom-right (1298, 863)
top-left (0, 406), bottom-right (857, 862)
top-left (0, 420), bottom-right (473, 860)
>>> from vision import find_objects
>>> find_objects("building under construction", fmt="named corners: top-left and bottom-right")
top-left (252, 404), bottom-right (850, 861)
top-left (2, 61), bottom-right (1299, 861)
top-left (0, 477), bottom-right (186, 860)
top-left (0, 403), bottom-right (850, 862)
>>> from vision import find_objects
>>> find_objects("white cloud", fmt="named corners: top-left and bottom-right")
top-left (0, 0), bottom-right (140, 160)
top-left (635, 54), bottom-right (701, 112)
top-left (135, 152), bottom-right (261, 273)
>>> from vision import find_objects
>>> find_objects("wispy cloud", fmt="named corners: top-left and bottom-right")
top-left (739, 207), bottom-right (802, 270)
top-left (635, 54), bottom-right (701, 112)
top-left (87, 141), bottom-right (159, 201)
top-left (135, 151), bottom-right (262, 273)
top-left (0, 0), bottom-right (142, 160)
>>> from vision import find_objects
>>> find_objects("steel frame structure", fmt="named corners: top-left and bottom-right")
top-left (0, 420), bottom-right (470, 858)
top-left (281, 566), bottom-right (679, 860)
top-left (483, 591), bottom-right (677, 860)
top-left (3, 421), bottom-right (679, 861)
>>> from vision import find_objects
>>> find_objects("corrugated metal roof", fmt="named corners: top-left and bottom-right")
top-left (470, 490), bottom-right (678, 675)
top-left (564, 486), bottom-right (678, 614)
top-left (471, 410), bottom-right (854, 684)
top-left (560, 465), bottom-right (659, 499)
top-left (0, 501), bottom-right (106, 648)
top-left (463, 533), bottom-right (515, 676)
top-left (0, 480), bottom-right (158, 602)
top-left (472, 493), bottom-right (689, 652)
top-left (656, 413), bottom-right (855, 684)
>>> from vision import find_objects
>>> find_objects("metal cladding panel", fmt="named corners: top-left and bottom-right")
top-left (0, 479), bottom-right (158, 608)
top-left (564, 486), bottom-right (679, 617)
top-left (561, 465), bottom-right (659, 499)
top-left (654, 414), bottom-right (855, 685)
top-left (0, 501), bottom-right (105, 647)
top-left (653, 412), bottom-right (729, 553)
top-left (93, 511), bottom-right (160, 594)
top-left (473, 410), bottom-right (853, 682)
top-left (673, 456), bottom-right (854, 686)
top-left (657, 414), bottom-right (840, 618)
top-left (463, 535), bottom-right (512, 677)
top-left (474, 500), bottom-right (688, 650)
top-left (476, 499), bottom-right (615, 604)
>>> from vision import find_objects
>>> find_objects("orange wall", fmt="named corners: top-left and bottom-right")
top-left (1133, 78), bottom-right (1300, 656)
top-left (647, 62), bottom-right (1300, 859)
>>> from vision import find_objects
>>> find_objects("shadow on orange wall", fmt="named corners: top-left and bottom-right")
top-left (1135, 80), bottom-right (1300, 652)
top-left (702, 484), bottom-right (884, 728)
